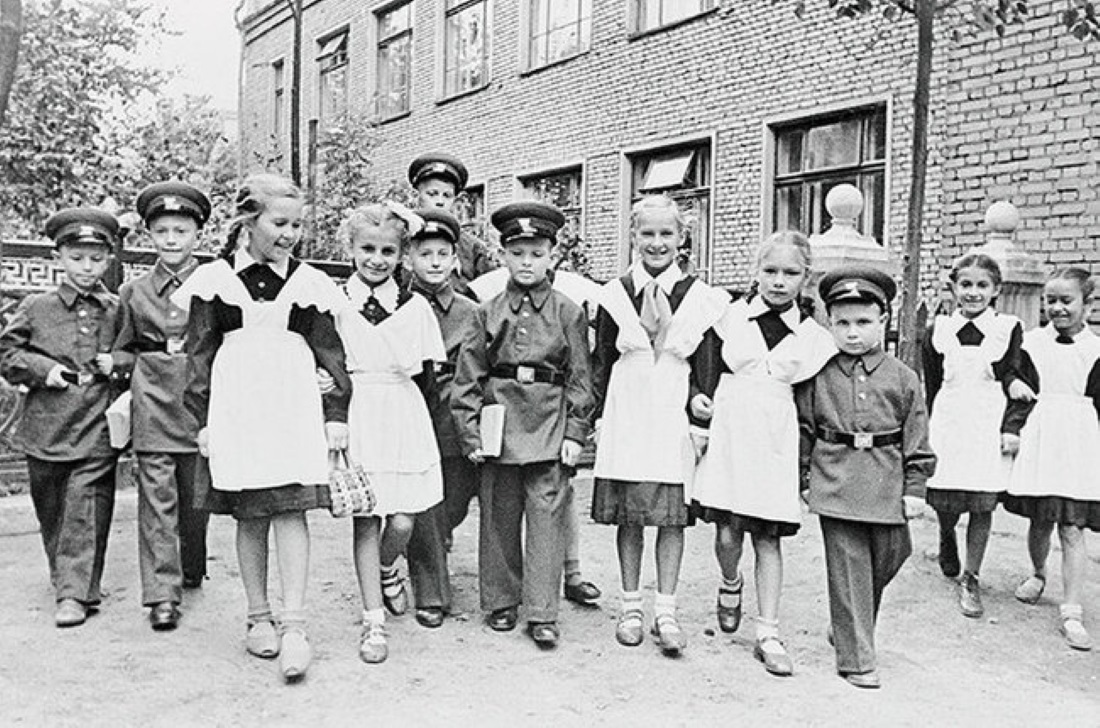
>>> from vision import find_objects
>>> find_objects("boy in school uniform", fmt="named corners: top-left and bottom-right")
top-left (0, 208), bottom-right (124, 628)
top-left (403, 207), bottom-right (481, 629)
top-left (452, 201), bottom-right (595, 648)
top-left (111, 181), bottom-right (211, 631)
top-left (795, 266), bottom-right (937, 689)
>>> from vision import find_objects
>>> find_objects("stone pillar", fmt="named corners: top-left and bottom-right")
top-left (972, 201), bottom-right (1044, 329)
top-left (807, 184), bottom-right (900, 325)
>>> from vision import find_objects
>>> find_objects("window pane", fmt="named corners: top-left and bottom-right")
top-left (547, 26), bottom-right (578, 63)
top-left (810, 177), bottom-right (858, 234)
top-left (548, 0), bottom-right (580, 29)
top-left (866, 109), bottom-right (887, 162)
top-left (446, 2), bottom-right (487, 95)
top-left (642, 151), bottom-right (694, 191)
top-left (776, 130), bottom-right (802, 175)
top-left (662, 0), bottom-right (704, 25)
top-left (379, 4), bottom-right (410, 39)
top-left (774, 184), bottom-right (802, 232)
top-left (861, 171), bottom-right (885, 241)
top-left (805, 119), bottom-right (860, 170)
top-left (377, 35), bottom-right (411, 117)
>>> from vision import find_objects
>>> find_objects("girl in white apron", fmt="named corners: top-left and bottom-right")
top-left (690, 231), bottom-right (835, 676)
top-left (1003, 268), bottom-right (1100, 652)
top-left (591, 196), bottom-right (728, 656)
top-left (335, 204), bottom-right (446, 665)
top-left (174, 174), bottom-right (351, 682)
top-left (921, 253), bottom-right (1030, 619)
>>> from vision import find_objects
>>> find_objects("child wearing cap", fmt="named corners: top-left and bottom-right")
top-left (0, 208), bottom-right (124, 628)
top-left (795, 266), bottom-right (936, 689)
top-left (111, 181), bottom-right (212, 632)
top-left (402, 207), bottom-right (481, 631)
top-left (452, 200), bottom-right (595, 648)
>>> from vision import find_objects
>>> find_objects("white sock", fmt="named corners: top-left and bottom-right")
top-left (654, 593), bottom-right (677, 618)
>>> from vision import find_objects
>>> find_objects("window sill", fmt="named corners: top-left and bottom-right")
top-left (378, 110), bottom-right (412, 126)
top-left (436, 83), bottom-right (490, 107)
top-left (520, 50), bottom-right (589, 78)
top-left (627, 7), bottom-right (717, 41)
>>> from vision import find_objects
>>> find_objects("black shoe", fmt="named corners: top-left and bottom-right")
top-left (183, 575), bottom-right (205, 589)
top-left (150, 602), bottom-right (181, 632)
top-left (564, 580), bottom-right (601, 607)
top-left (717, 578), bottom-right (743, 634)
top-left (527, 621), bottom-right (560, 648)
top-left (938, 531), bottom-right (960, 579)
top-left (487, 607), bottom-right (518, 632)
top-left (415, 607), bottom-right (445, 629)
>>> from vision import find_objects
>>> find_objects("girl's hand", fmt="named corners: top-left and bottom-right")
top-left (316, 367), bottom-right (335, 395)
top-left (325, 422), bottom-right (349, 451)
top-left (468, 448), bottom-right (486, 465)
top-left (903, 495), bottom-right (925, 520)
top-left (560, 439), bottom-right (583, 467)
top-left (1007, 380), bottom-right (1036, 402)
top-left (690, 432), bottom-right (708, 460)
top-left (1001, 432), bottom-right (1021, 455)
top-left (45, 364), bottom-right (72, 389)
top-left (690, 393), bottom-right (713, 421)
top-left (197, 428), bottom-right (209, 457)
top-left (94, 353), bottom-right (114, 376)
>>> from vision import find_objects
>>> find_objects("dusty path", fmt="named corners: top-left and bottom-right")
top-left (1, 474), bottom-right (1097, 727)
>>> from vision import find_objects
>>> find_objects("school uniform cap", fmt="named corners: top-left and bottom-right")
top-left (44, 207), bottom-right (119, 248)
top-left (136, 181), bottom-right (212, 225)
top-left (490, 201), bottom-right (566, 246)
top-left (412, 208), bottom-right (462, 245)
top-left (408, 153), bottom-right (468, 190)
top-left (819, 266), bottom-right (897, 310)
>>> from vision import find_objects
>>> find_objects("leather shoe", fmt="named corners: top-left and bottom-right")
top-left (564, 580), bottom-right (601, 607)
top-left (150, 602), bottom-right (181, 631)
top-left (55, 599), bottom-right (87, 628)
top-left (842, 670), bottom-right (881, 689)
top-left (182, 575), bottom-right (204, 589)
top-left (938, 531), bottom-right (960, 579)
top-left (487, 607), bottom-right (518, 632)
top-left (754, 636), bottom-right (794, 676)
top-left (717, 580), bottom-right (743, 634)
top-left (415, 607), bottom-right (445, 629)
top-left (527, 621), bottom-right (560, 648)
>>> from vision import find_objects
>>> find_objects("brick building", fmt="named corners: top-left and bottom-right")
top-left (237, 0), bottom-right (1099, 294)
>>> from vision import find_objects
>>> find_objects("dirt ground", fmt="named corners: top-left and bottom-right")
top-left (1, 473), bottom-right (1098, 727)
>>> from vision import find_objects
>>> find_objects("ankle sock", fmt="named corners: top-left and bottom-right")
top-left (721, 574), bottom-right (742, 593)
top-left (362, 607), bottom-right (385, 625)
top-left (755, 616), bottom-right (780, 642)
top-left (621, 591), bottom-right (642, 614)
top-left (654, 593), bottom-right (677, 618)
top-left (247, 607), bottom-right (274, 624)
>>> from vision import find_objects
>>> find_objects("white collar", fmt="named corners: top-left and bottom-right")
top-left (234, 248), bottom-right (289, 279)
top-left (747, 295), bottom-right (801, 330)
top-left (630, 262), bottom-right (682, 297)
top-left (346, 274), bottom-right (399, 313)
top-left (951, 307), bottom-right (996, 333)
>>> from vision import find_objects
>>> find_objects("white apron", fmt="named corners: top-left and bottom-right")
top-left (927, 312), bottom-right (1017, 493)
top-left (1008, 327), bottom-right (1100, 500)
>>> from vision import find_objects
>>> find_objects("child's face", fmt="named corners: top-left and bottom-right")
top-left (1043, 278), bottom-right (1090, 336)
top-left (503, 237), bottom-right (553, 288)
top-left (350, 224), bottom-right (402, 286)
top-left (828, 300), bottom-right (887, 356)
top-left (416, 178), bottom-right (457, 212)
top-left (56, 243), bottom-right (110, 292)
top-left (633, 208), bottom-right (682, 273)
top-left (147, 213), bottom-right (200, 270)
top-left (756, 244), bottom-right (808, 309)
top-left (246, 196), bottom-right (303, 265)
top-left (951, 266), bottom-right (999, 319)
top-left (405, 237), bottom-right (455, 288)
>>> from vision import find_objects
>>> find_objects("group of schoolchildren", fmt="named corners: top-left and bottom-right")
top-left (1, 153), bottom-right (1098, 691)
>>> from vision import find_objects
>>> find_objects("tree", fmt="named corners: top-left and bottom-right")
top-left (0, 0), bottom-right (22, 124)
top-left (774, 0), bottom-right (1099, 367)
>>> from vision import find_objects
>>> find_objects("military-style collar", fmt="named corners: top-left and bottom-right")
top-left (57, 279), bottom-right (112, 309)
top-left (746, 295), bottom-right (802, 331)
top-left (835, 346), bottom-right (887, 376)
top-left (410, 278), bottom-right (455, 313)
top-left (233, 248), bottom-right (289, 279)
top-left (152, 258), bottom-right (199, 295)
top-left (505, 277), bottom-right (553, 312)
top-left (630, 262), bottom-right (682, 297)
top-left (347, 274), bottom-right (400, 313)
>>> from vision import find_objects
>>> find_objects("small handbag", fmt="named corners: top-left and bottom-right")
top-left (328, 449), bottom-right (376, 518)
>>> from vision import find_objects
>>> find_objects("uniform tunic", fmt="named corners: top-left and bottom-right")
top-left (691, 296), bottom-right (836, 533)
top-left (337, 275), bottom-right (445, 517)
top-left (1003, 325), bottom-right (1100, 529)
top-left (921, 309), bottom-right (1026, 513)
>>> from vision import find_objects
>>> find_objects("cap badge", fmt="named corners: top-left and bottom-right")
top-left (516, 218), bottom-right (536, 235)
top-left (79, 225), bottom-right (98, 238)
top-left (845, 281), bottom-right (861, 294)
top-left (163, 196), bottom-right (181, 211)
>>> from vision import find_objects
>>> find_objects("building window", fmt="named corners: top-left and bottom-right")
top-left (272, 60), bottom-right (285, 139)
top-left (771, 106), bottom-right (887, 242)
top-left (522, 167), bottom-right (583, 238)
top-left (376, 3), bottom-right (412, 119)
top-left (631, 0), bottom-right (714, 34)
top-left (444, 0), bottom-right (489, 98)
top-left (630, 141), bottom-right (712, 280)
top-left (317, 29), bottom-right (349, 127)
top-left (527, 0), bottom-right (591, 70)
top-left (454, 184), bottom-right (486, 240)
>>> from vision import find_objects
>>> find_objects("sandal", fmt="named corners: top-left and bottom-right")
top-left (1014, 574), bottom-right (1046, 605)
top-left (615, 608), bottom-right (644, 648)
top-left (717, 577), bottom-right (743, 634)
top-left (359, 620), bottom-right (389, 664)
top-left (753, 635), bottom-right (794, 676)
top-left (1060, 605), bottom-right (1093, 652)
top-left (381, 568), bottom-right (409, 616)
top-left (651, 613), bottom-right (687, 656)
top-left (245, 619), bottom-right (280, 659)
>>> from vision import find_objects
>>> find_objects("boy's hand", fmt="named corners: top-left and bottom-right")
top-left (197, 428), bottom-right (210, 457)
top-left (589, 419), bottom-right (601, 445)
top-left (560, 439), bottom-right (583, 467)
top-left (94, 353), bottom-right (114, 376)
top-left (690, 393), bottom-right (713, 421)
top-left (690, 432), bottom-right (708, 460)
top-left (316, 367), bottom-right (335, 395)
top-left (903, 495), bottom-right (925, 520)
top-left (1007, 380), bottom-right (1036, 402)
top-left (45, 364), bottom-right (73, 389)
top-left (325, 422), bottom-right (349, 451)
top-left (1001, 433), bottom-right (1021, 455)
top-left (468, 448), bottom-right (486, 464)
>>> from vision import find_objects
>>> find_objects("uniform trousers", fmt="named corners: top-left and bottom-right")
top-left (136, 451), bottom-right (209, 605)
top-left (819, 515), bottom-right (912, 675)
top-left (479, 460), bottom-right (571, 623)
top-left (27, 456), bottom-right (117, 605)
top-left (408, 456), bottom-right (480, 610)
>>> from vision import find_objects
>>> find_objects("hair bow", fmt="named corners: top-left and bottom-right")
top-left (383, 199), bottom-right (425, 237)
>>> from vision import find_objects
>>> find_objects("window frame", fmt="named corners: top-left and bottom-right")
top-left (453, 182), bottom-right (488, 241)
top-left (438, 0), bottom-right (492, 101)
top-left (627, 0), bottom-right (715, 37)
top-left (518, 163), bottom-right (586, 241)
top-left (316, 27), bottom-right (350, 129)
top-left (520, 0), bottom-right (592, 73)
top-left (374, 1), bottom-right (414, 120)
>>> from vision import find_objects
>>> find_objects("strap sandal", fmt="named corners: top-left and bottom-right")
top-left (650, 612), bottom-right (687, 656)
top-left (716, 578), bottom-right (743, 634)
top-left (1014, 574), bottom-right (1046, 605)
top-left (753, 635), bottom-right (794, 676)
top-left (245, 618), bottom-right (280, 659)
top-left (278, 625), bottom-right (312, 682)
top-left (1060, 605), bottom-right (1093, 652)
top-left (381, 569), bottom-right (409, 616)
top-left (359, 620), bottom-right (389, 664)
top-left (615, 608), bottom-right (645, 648)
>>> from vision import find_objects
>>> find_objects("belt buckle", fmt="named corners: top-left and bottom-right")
top-left (433, 362), bottom-right (445, 374)
top-left (853, 432), bottom-right (873, 450)
top-left (166, 338), bottom-right (185, 355)
top-left (516, 365), bottom-right (536, 384)
top-left (77, 371), bottom-right (95, 387)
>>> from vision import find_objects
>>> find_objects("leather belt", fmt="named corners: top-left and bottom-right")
top-left (817, 427), bottom-right (902, 449)
top-left (433, 361), bottom-right (456, 377)
top-left (490, 364), bottom-right (565, 385)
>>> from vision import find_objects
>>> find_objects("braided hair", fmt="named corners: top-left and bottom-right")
top-left (219, 174), bottom-right (303, 260)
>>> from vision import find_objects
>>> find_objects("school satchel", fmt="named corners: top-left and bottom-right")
top-left (328, 450), bottom-right (376, 518)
